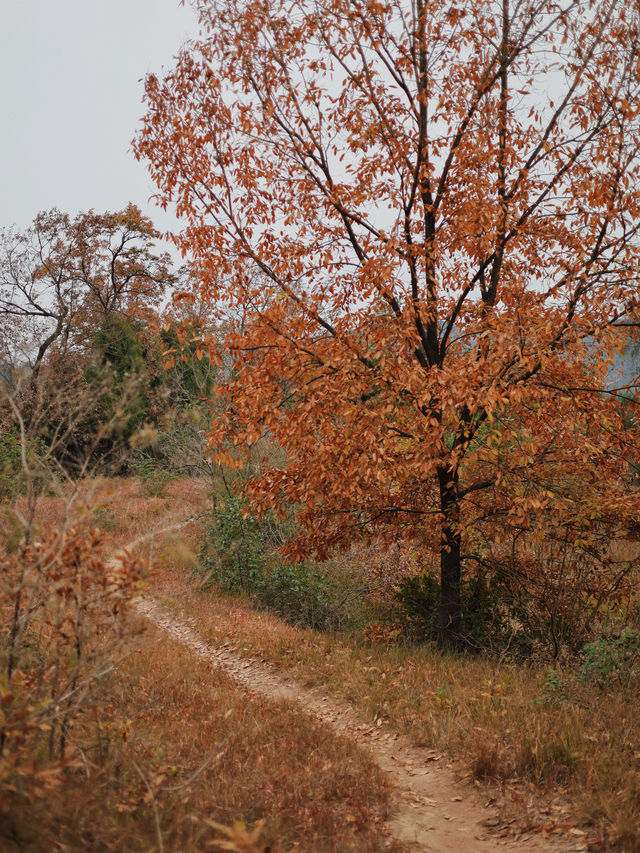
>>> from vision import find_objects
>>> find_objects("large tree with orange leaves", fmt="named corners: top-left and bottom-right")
top-left (137, 0), bottom-right (640, 643)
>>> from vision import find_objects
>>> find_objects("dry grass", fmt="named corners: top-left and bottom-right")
top-left (153, 556), bottom-right (640, 852)
top-left (23, 476), bottom-right (209, 553)
top-left (3, 479), bottom-right (401, 852)
top-left (18, 477), bottom-right (640, 851)
top-left (2, 623), bottom-right (401, 852)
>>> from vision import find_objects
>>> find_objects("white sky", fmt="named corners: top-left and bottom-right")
top-left (0, 0), bottom-right (200, 234)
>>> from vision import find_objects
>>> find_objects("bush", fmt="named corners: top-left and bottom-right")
top-left (579, 627), bottom-right (640, 688)
top-left (258, 560), bottom-right (365, 631)
top-left (0, 429), bottom-right (22, 500)
top-left (0, 428), bottom-right (52, 500)
top-left (133, 456), bottom-right (176, 498)
top-left (395, 570), bottom-right (530, 654)
top-left (197, 495), bottom-right (370, 630)
top-left (199, 494), bottom-right (267, 592)
top-left (0, 526), bottom-right (144, 816)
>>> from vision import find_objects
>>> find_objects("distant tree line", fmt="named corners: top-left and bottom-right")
top-left (0, 204), bottom-right (218, 486)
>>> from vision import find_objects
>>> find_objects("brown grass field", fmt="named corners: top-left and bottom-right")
top-left (3, 476), bottom-right (640, 851)
top-left (4, 625), bottom-right (399, 852)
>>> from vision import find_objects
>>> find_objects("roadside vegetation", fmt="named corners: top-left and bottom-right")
top-left (11, 471), bottom-right (634, 851)
top-left (0, 471), bottom-right (401, 852)
top-left (170, 523), bottom-right (640, 853)
top-left (3, 616), bottom-right (396, 852)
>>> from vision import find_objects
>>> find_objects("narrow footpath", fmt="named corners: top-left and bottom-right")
top-left (135, 596), bottom-right (579, 853)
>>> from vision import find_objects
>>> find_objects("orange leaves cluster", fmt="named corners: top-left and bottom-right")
top-left (136, 0), bottom-right (640, 610)
top-left (0, 527), bottom-right (144, 798)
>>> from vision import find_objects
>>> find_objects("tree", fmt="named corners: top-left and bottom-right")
top-left (0, 205), bottom-right (178, 475)
top-left (0, 204), bottom-right (175, 390)
top-left (136, 0), bottom-right (640, 644)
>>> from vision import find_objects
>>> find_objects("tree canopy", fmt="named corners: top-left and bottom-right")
top-left (136, 0), bottom-right (640, 643)
top-left (0, 204), bottom-right (174, 387)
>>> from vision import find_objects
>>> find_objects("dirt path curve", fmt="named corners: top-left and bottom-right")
top-left (134, 596), bottom-right (576, 853)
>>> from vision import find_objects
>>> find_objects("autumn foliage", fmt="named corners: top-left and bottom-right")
top-left (0, 205), bottom-right (174, 387)
top-left (137, 0), bottom-right (640, 642)
top-left (0, 525), bottom-right (143, 819)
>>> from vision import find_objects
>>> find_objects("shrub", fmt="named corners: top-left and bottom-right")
top-left (0, 525), bottom-right (144, 817)
top-left (395, 570), bottom-right (530, 654)
top-left (479, 518), bottom-right (640, 659)
top-left (0, 429), bottom-right (22, 500)
top-left (0, 429), bottom-right (52, 501)
top-left (199, 494), bottom-right (267, 592)
top-left (258, 560), bottom-right (368, 631)
top-left (133, 456), bottom-right (176, 498)
top-left (578, 627), bottom-right (640, 688)
top-left (198, 495), bottom-right (370, 630)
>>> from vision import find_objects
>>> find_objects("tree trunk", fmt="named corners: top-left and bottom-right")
top-left (438, 464), bottom-right (462, 646)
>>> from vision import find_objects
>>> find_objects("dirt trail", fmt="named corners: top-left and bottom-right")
top-left (135, 597), bottom-right (577, 853)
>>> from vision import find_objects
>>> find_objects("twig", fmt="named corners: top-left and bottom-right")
top-left (133, 758), bottom-right (165, 853)
top-left (124, 514), bottom-right (202, 551)
top-left (160, 735), bottom-right (232, 792)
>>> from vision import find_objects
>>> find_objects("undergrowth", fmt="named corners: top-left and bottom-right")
top-left (1, 479), bottom-right (399, 851)
top-left (2, 627), bottom-right (398, 851)
top-left (13, 477), bottom-right (640, 851)
top-left (162, 569), bottom-right (640, 852)
top-left (197, 494), bottom-right (375, 631)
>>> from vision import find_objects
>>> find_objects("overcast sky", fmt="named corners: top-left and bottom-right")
top-left (0, 1), bottom-right (200, 234)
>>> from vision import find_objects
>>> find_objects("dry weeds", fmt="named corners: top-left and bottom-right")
top-left (152, 540), bottom-right (640, 852)
top-left (3, 621), bottom-right (400, 851)
top-left (3, 479), bottom-right (401, 851)
top-left (13, 477), bottom-right (640, 852)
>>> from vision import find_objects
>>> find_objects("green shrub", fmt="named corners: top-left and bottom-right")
top-left (199, 494), bottom-right (267, 592)
top-left (70, 314), bottom-right (167, 473)
top-left (0, 429), bottom-right (53, 500)
top-left (0, 430), bottom-right (22, 500)
top-left (133, 457), bottom-right (175, 498)
top-left (90, 314), bottom-right (149, 436)
top-left (538, 669), bottom-right (569, 706)
top-left (395, 571), bottom-right (439, 634)
top-left (578, 627), bottom-right (640, 688)
top-left (258, 560), bottom-right (367, 631)
top-left (395, 570), bottom-right (531, 654)
top-left (197, 495), bottom-right (370, 630)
